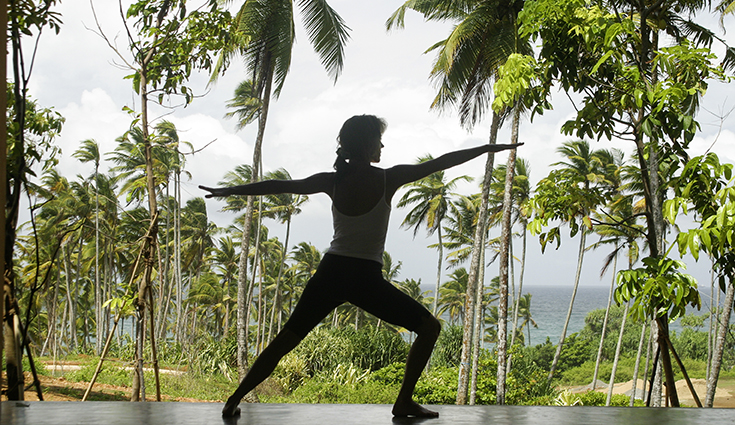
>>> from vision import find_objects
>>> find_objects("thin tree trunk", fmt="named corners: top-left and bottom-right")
top-left (706, 281), bottom-right (735, 407)
top-left (593, 248), bottom-right (618, 389)
top-left (175, 173), bottom-right (183, 343)
top-left (495, 111), bottom-right (519, 405)
top-left (606, 300), bottom-right (630, 405)
top-left (630, 319), bottom-right (648, 406)
top-left (510, 224), bottom-right (527, 348)
top-left (456, 110), bottom-right (500, 404)
top-left (548, 230), bottom-right (587, 381)
top-left (274, 218), bottom-right (292, 332)
top-left (433, 226), bottom-right (443, 317)
top-left (63, 244), bottom-right (77, 352)
top-left (469, 230), bottom-right (487, 405)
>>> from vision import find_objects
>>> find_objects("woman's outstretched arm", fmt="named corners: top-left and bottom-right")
top-left (199, 172), bottom-right (334, 198)
top-left (388, 143), bottom-right (522, 189)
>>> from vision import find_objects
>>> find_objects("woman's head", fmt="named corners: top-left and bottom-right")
top-left (334, 115), bottom-right (387, 172)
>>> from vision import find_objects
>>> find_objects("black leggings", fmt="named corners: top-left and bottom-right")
top-left (282, 253), bottom-right (433, 339)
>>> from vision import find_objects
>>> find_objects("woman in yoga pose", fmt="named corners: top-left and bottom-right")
top-left (200, 115), bottom-right (520, 418)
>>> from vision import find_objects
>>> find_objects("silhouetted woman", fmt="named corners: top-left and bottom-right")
top-left (200, 115), bottom-right (520, 418)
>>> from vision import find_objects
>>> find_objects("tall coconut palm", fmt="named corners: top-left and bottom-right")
top-left (515, 293), bottom-right (537, 346)
top-left (224, 79), bottom-right (262, 130)
top-left (389, 0), bottom-right (532, 404)
top-left (492, 157), bottom-right (532, 349)
top-left (261, 168), bottom-right (308, 332)
top-left (398, 154), bottom-right (470, 318)
top-left (438, 267), bottom-right (469, 325)
top-left (212, 0), bottom-right (349, 378)
top-left (543, 140), bottom-right (613, 382)
top-left (213, 236), bottom-right (239, 337)
top-left (72, 139), bottom-right (103, 354)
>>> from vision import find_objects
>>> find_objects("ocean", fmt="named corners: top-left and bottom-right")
top-left (520, 284), bottom-right (719, 345)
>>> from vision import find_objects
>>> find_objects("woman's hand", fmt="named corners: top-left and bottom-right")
top-left (199, 185), bottom-right (230, 199)
top-left (487, 142), bottom-right (524, 152)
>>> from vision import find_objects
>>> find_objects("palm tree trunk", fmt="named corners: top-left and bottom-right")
top-left (433, 227), bottom-right (443, 316)
top-left (705, 280), bottom-right (735, 407)
top-left (94, 164), bottom-right (102, 355)
top-left (63, 244), bottom-right (77, 352)
top-left (593, 248), bottom-right (618, 389)
top-left (469, 230), bottom-right (487, 405)
top-left (274, 218), bottom-right (292, 331)
top-left (237, 64), bottom-right (272, 378)
top-left (629, 319), bottom-right (648, 406)
top-left (606, 299), bottom-right (630, 405)
top-left (510, 223), bottom-right (528, 348)
top-left (495, 108), bottom-right (519, 405)
top-left (456, 110), bottom-right (500, 404)
top-left (548, 230), bottom-right (587, 381)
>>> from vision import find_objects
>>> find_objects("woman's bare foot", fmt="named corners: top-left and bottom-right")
top-left (392, 399), bottom-right (439, 418)
top-left (222, 396), bottom-right (241, 418)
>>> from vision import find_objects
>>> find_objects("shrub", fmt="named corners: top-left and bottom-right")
top-left (370, 362), bottom-right (406, 385)
top-left (431, 325), bottom-right (463, 368)
top-left (414, 367), bottom-right (460, 404)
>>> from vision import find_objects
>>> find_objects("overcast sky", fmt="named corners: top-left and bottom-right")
top-left (23, 1), bottom-right (735, 299)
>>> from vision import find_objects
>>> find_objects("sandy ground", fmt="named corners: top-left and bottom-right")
top-left (572, 378), bottom-right (735, 407)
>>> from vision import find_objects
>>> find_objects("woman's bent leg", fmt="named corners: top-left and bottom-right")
top-left (392, 315), bottom-right (441, 418)
top-left (222, 328), bottom-right (301, 417)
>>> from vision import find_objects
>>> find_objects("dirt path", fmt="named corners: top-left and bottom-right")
top-left (11, 372), bottom-right (214, 402)
top-left (572, 378), bottom-right (735, 407)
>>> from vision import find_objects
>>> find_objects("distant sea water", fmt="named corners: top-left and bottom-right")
top-left (521, 284), bottom-right (719, 346)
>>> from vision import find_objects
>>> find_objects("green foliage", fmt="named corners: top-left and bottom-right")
top-left (265, 378), bottom-right (398, 405)
top-left (125, 0), bottom-right (232, 104)
top-left (188, 334), bottom-right (238, 381)
top-left (289, 326), bottom-right (409, 379)
top-left (414, 366), bottom-right (463, 404)
top-left (6, 83), bottom-right (64, 187)
top-left (506, 348), bottom-right (556, 404)
top-left (431, 324), bottom-right (463, 368)
top-left (666, 153), bottom-right (735, 291)
top-left (66, 362), bottom-right (132, 388)
top-left (615, 256), bottom-right (701, 322)
top-left (670, 328), bottom-right (709, 362)
top-left (577, 390), bottom-right (640, 407)
top-left (369, 362), bottom-right (406, 386)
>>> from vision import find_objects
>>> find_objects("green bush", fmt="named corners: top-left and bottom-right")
top-left (431, 325), bottom-right (463, 368)
top-left (370, 362), bottom-right (406, 385)
top-left (577, 390), bottom-right (642, 406)
top-left (414, 366), bottom-right (461, 404)
top-left (265, 378), bottom-right (399, 404)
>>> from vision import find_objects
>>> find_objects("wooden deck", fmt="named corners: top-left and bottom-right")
top-left (2, 401), bottom-right (734, 425)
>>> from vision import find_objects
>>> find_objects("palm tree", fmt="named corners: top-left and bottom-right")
top-left (261, 168), bottom-right (308, 331)
top-left (212, 0), bottom-right (349, 378)
top-left (438, 268), bottom-right (469, 325)
top-left (213, 236), bottom-right (239, 337)
top-left (388, 0), bottom-right (532, 404)
top-left (492, 157), bottom-right (532, 349)
top-left (515, 293), bottom-right (537, 346)
top-left (398, 154), bottom-right (470, 318)
top-left (224, 79), bottom-right (262, 130)
top-left (544, 140), bottom-right (612, 382)
top-left (583, 148), bottom-right (630, 390)
top-left (72, 139), bottom-right (103, 355)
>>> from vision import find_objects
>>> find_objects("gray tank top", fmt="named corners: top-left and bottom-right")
top-left (327, 171), bottom-right (390, 264)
